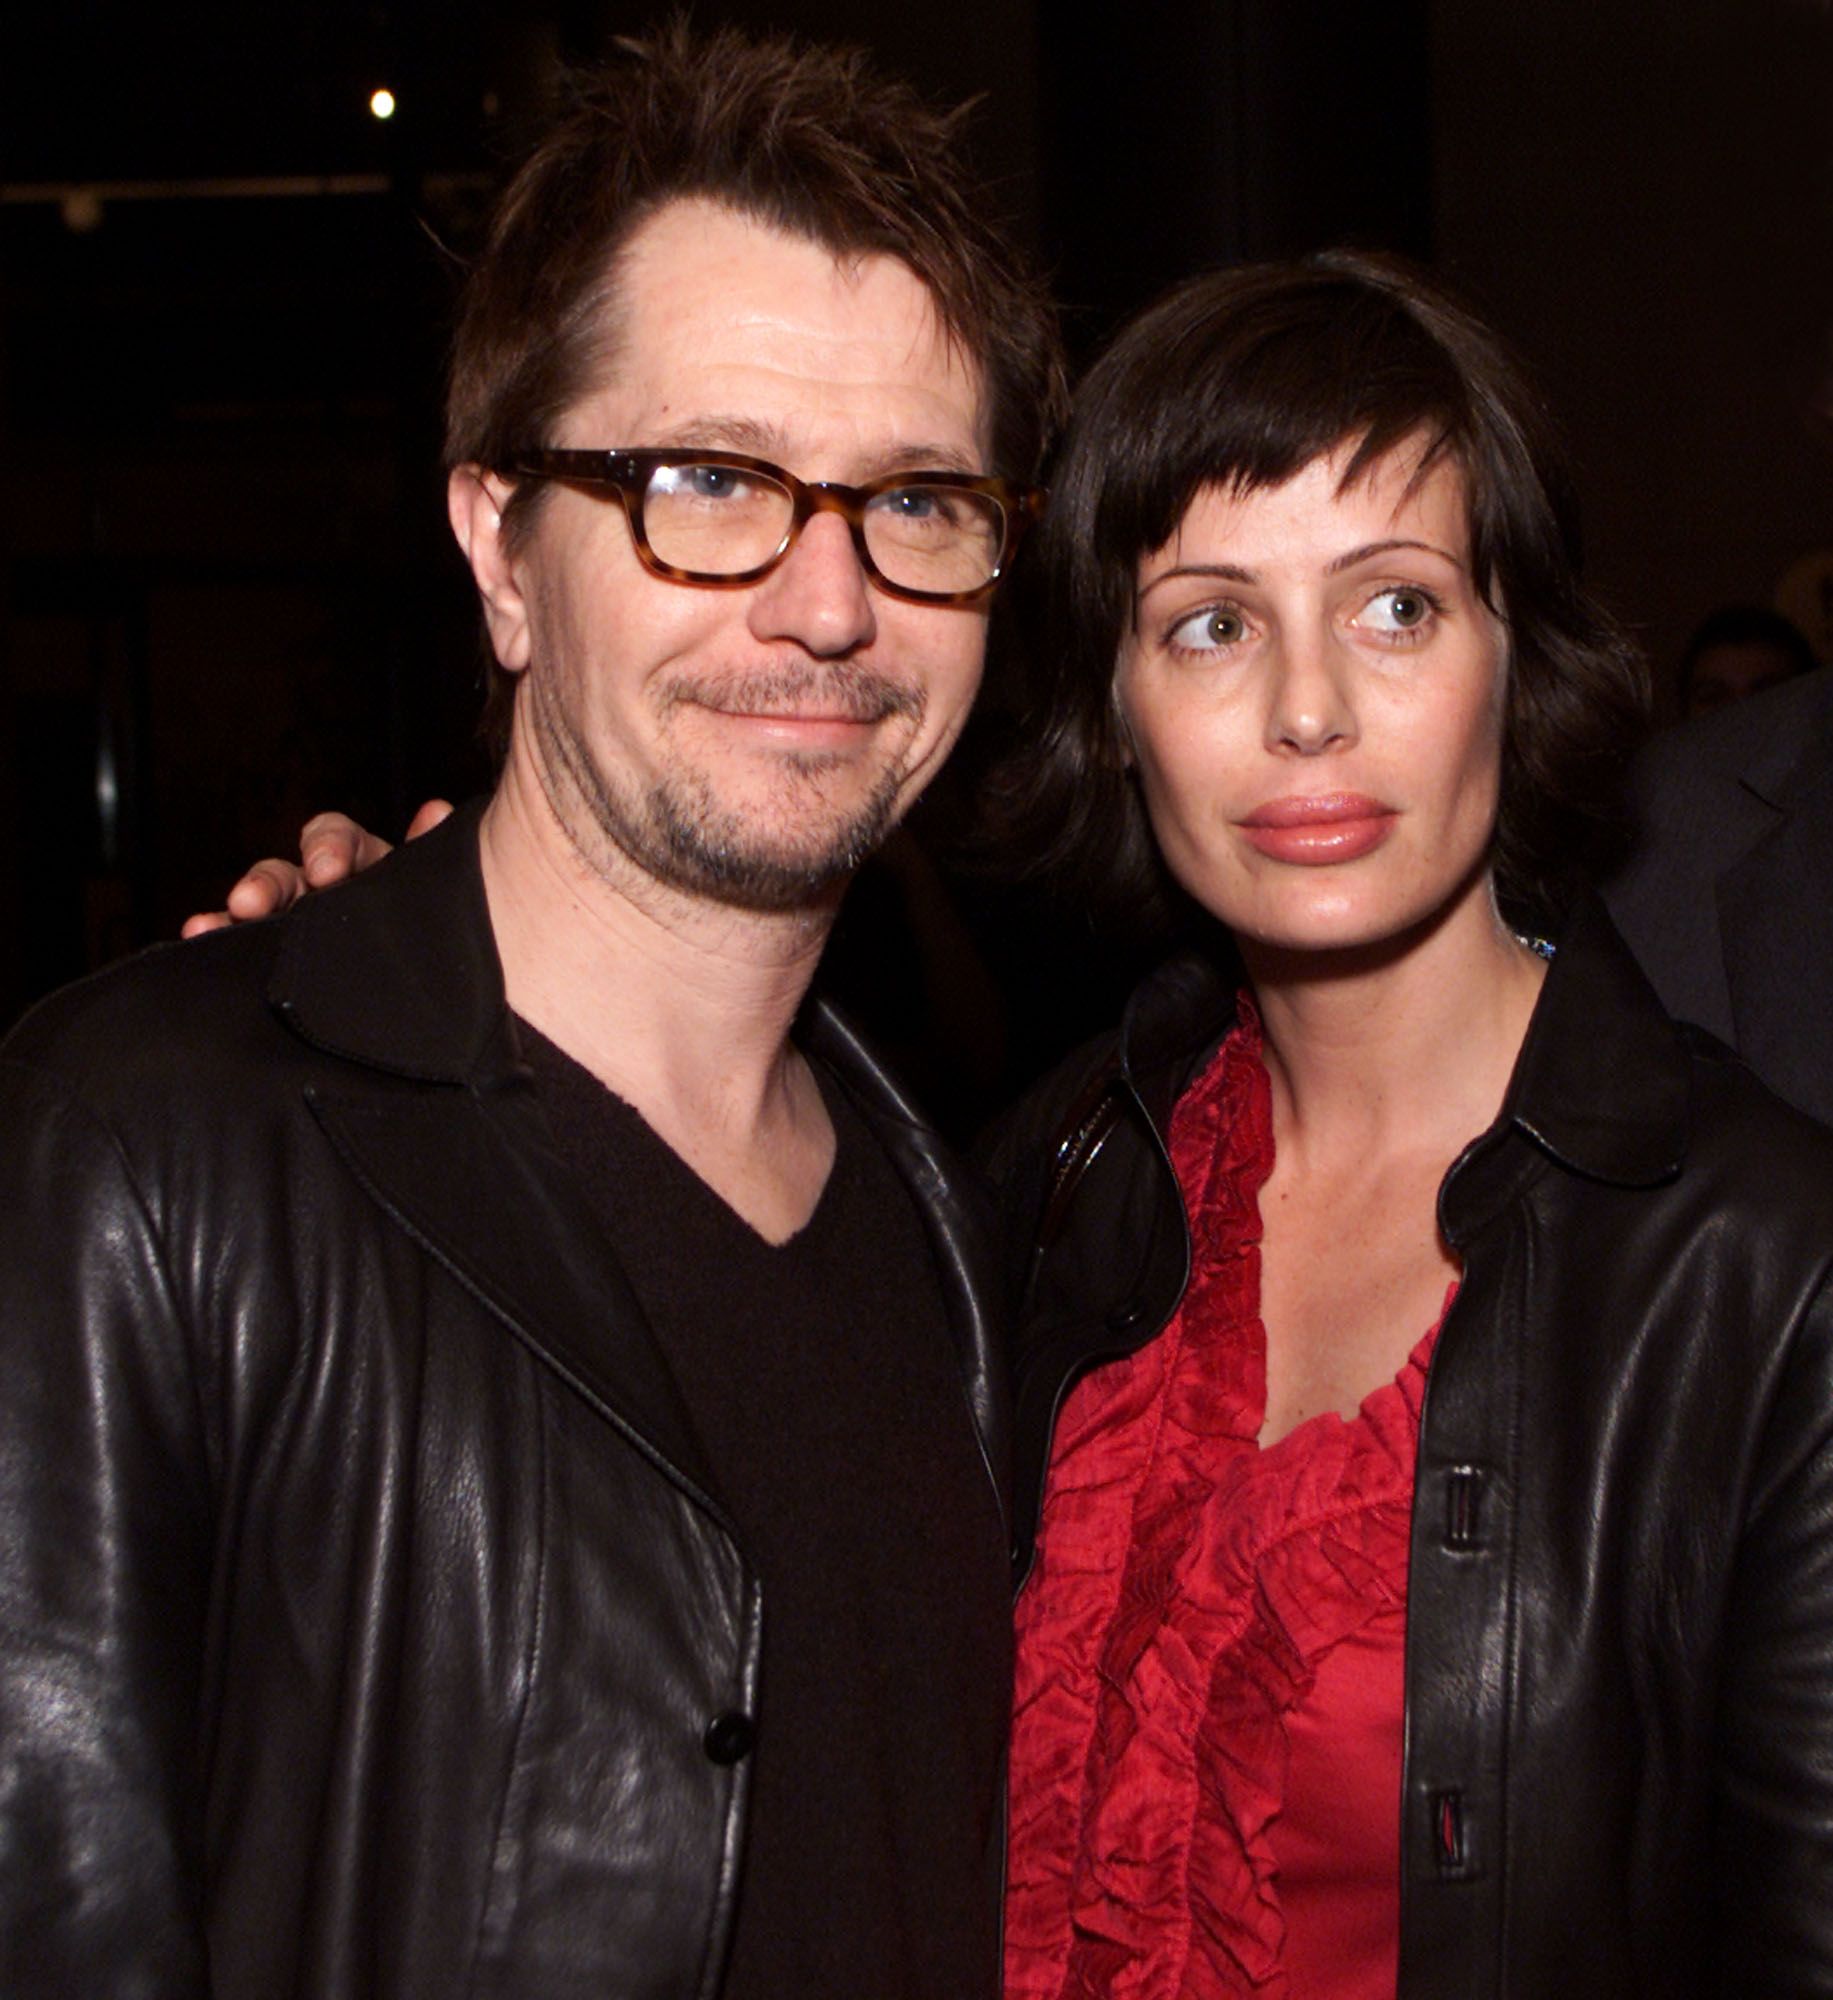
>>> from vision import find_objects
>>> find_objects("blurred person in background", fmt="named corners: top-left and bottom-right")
top-left (1606, 656), bottom-right (1833, 1125)
top-left (1674, 601), bottom-right (1819, 717)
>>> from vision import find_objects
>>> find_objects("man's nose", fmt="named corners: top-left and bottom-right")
top-left (746, 511), bottom-right (878, 657)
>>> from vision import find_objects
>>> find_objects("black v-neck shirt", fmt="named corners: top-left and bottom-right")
top-left (519, 1025), bottom-right (1010, 2000)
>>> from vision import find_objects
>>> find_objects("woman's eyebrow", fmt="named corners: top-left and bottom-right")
top-left (1326, 537), bottom-right (1461, 574)
top-left (1137, 537), bottom-right (1467, 603)
top-left (1137, 561), bottom-right (1258, 600)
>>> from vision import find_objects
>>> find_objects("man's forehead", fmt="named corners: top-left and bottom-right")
top-left (569, 198), bottom-right (990, 468)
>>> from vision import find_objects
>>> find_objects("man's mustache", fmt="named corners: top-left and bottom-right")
top-left (660, 663), bottom-right (925, 725)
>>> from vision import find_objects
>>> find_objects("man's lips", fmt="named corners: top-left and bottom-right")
top-left (700, 709), bottom-right (886, 754)
top-left (1236, 793), bottom-right (1397, 863)
top-left (693, 694), bottom-right (901, 725)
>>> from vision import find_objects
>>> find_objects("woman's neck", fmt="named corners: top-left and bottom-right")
top-left (1241, 876), bottom-right (1548, 1175)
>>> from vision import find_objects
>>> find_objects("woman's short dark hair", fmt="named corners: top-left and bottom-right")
top-left (998, 250), bottom-right (1648, 930)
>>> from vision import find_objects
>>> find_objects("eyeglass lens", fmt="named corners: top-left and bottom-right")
top-left (643, 462), bottom-right (1005, 593)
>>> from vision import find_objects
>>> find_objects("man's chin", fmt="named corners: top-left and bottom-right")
top-left (548, 745), bottom-right (908, 917)
top-left (647, 803), bottom-right (897, 916)
top-left (658, 844), bottom-right (859, 914)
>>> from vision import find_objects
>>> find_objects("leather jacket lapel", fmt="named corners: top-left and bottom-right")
top-left (309, 1076), bottom-right (723, 1506)
top-left (802, 997), bottom-right (1010, 1512)
top-left (271, 800), bottom-right (724, 1508)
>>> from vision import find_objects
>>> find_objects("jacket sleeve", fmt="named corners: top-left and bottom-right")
top-left (0, 1055), bottom-right (214, 1997)
top-left (1714, 1264), bottom-right (1833, 1995)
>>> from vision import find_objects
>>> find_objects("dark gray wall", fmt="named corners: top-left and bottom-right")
top-left (1432, 0), bottom-right (1833, 692)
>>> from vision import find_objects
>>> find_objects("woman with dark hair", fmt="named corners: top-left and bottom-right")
top-left (992, 252), bottom-right (1833, 1998)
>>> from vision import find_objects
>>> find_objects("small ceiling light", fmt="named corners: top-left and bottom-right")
top-left (369, 88), bottom-right (397, 121)
top-left (61, 188), bottom-right (105, 233)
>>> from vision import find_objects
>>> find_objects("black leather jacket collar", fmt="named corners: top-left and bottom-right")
top-left (274, 799), bottom-right (1010, 1514)
top-left (1103, 896), bottom-right (1688, 1186)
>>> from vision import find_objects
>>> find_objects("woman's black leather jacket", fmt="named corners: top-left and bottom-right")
top-left (986, 897), bottom-right (1833, 1997)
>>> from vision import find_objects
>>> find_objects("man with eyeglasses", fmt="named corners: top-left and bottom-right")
top-left (0, 25), bottom-right (1062, 1998)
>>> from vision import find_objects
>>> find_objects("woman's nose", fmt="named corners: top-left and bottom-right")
top-left (1264, 629), bottom-right (1356, 754)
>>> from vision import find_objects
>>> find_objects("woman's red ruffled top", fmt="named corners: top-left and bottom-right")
top-left (1006, 1002), bottom-right (1450, 2000)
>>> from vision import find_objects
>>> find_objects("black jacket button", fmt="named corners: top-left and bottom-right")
top-left (704, 1712), bottom-right (756, 1764)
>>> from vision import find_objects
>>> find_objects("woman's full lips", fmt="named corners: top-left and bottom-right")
top-left (1237, 794), bottom-right (1397, 864)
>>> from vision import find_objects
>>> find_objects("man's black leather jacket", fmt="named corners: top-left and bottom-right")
top-left (0, 804), bottom-right (1009, 1999)
top-left (986, 898), bottom-right (1833, 1997)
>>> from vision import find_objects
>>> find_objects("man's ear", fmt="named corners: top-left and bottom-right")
top-left (448, 468), bottom-right (532, 673)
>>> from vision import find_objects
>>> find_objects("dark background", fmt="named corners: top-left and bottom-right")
top-left (3, 0), bottom-right (1829, 1042)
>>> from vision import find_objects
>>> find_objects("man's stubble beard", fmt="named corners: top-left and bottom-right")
top-left (529, 661), bottom-right (925, 915)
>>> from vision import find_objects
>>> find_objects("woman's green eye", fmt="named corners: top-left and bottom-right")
top-left (1169, 606), bottom-right (1248, 651)
top-left (1363, 587), bottom-right (1435, 633)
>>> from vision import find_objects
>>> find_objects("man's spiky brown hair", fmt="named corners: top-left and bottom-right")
top-left (447, 19), bottom-right (1064, 522)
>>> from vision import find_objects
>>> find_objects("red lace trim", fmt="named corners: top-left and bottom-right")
top-left (1007, 1002), bottom-right (1447, 1999)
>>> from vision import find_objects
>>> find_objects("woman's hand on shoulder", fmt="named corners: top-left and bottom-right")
top-left (179, 799), bottom-right (454, 936)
